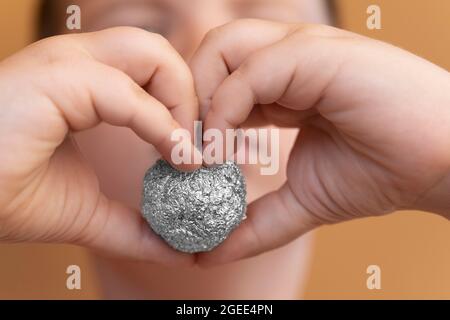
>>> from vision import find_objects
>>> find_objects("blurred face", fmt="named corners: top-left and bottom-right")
top-left (57, 0), bottom-right (331, 59)
top-left (51, 0), bottom-right (331, 208)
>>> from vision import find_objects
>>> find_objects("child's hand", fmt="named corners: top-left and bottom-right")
top-left (190, 19), bottom-right (450, 265)
top-left (0, 27), bottom-right (201, 266)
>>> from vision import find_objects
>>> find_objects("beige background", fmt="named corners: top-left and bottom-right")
top-left (0, 0), bottom-right (449, 299)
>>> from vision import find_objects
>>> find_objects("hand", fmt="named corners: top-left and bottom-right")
top-left (190, 19), bottom-right (450, 266)
top-left (0, 27), bottom-right (201, 266)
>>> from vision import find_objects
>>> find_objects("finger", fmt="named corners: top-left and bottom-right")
top-left (190, 19), bottom-right (292, 119)
top-left (204, 31), bottom-right (342, 133)
top-left (76, 194), bottom-right (195, 266)
top-left (78, 27), bottom-right (198, 137)
top-left (197, 182), bottom-right (319, 266)
top-left (46, 59), bottom-right (201, 171)
top-left (201, 28), bottom-right (347, 165)
top-left (2, 137), bottom-right (193, 266)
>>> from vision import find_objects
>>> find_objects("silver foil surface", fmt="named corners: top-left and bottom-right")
top-left (141, 160), bottom-right (247, 253)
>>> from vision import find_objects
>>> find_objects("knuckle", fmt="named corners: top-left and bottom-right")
top-left (147, 31), bottom-right (171, 48)
top-left (229, 18), bottom-right (260, 29)
top-left (293, 23), bottom-right (341, 39)
top-left (203, 25), bottom-right (223, 44)
top-left (204, 18), bottom-right (258, 42)
top-left (105, 25), bottom-right (148, 38)
top-left (106, 25), bottom-right (142, 34)
top-left (46, 56), bottom-right (88, 80)
top-left (107, 26), bottom-right (171, 47)
top-left (28, 35), bottom-right (91, 68)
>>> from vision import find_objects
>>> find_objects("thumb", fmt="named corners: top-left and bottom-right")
top-left (74, 194), bottom-right (195, 267)
top-left (197, 182), bottom-right (320, 266)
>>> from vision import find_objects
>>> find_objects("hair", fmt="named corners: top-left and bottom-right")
top-left (37, 0), bottom-right (338, 39)
top-left (38, 0), bottom-right (57, 39)
top-left (327, 0), bottom-right (338, 26)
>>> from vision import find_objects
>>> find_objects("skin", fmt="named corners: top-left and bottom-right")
top-left (1, 0), bottom-right (448, 298)
top-left (53, 0), bottom-right (328, 298)
top-left (0, 27), bottom-right (201, 265)
top-left (0, 25), bottom-right (310, 298)
top-left (189, 20), bottom-right (450, 265)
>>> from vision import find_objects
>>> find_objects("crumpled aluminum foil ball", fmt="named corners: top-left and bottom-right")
top-left (141, 159), bottom-right (247, 253)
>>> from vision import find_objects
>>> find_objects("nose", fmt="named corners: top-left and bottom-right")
top-left (177, 1), bottom-right (233, 62)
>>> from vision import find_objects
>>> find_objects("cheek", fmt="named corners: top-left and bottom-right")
top-left (74, 124), bottom-right (160, 209)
